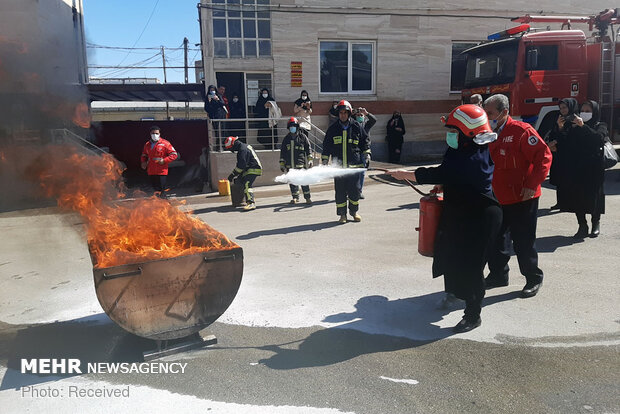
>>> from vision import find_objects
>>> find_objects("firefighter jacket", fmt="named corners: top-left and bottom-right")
top-left (280, 131), bottom-right (311, 170)
top-left (231, 140), bottom-right (263, 178)
top-left (321, 120), bottom-right (370, 168)
top-left (489, 116), bottom-right (552, 205)
top-left (141, 138), bottom-right (178, 176)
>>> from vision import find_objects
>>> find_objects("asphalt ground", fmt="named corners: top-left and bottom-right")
top-left (1, 165), bottom-right (619, 413)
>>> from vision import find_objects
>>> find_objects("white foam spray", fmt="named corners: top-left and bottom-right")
top-left (274, 165), bottom-right (366, 186)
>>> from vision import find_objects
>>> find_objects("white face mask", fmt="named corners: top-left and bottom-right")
top-left (301, 95), bottom-right (307, 100)
top-left (262, 93), bottom-right (268, 98)
top-left (150, 133), bottom-right (160, 142)
top-left (580, 112), bottom-right (592, 122)
top-left (233, 98), bottom-right (239, 103)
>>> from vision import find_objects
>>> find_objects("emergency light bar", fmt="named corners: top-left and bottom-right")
top-left (487, 24), bottom-right (530, 40)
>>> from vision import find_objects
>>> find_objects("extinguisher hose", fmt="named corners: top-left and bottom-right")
top-left (368, 167), bottom-right (431, 196)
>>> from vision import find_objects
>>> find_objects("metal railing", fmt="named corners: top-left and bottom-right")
top-left (50, 129), bottom-right (108, 156)
top-left (208, 117), bottom-right (324, 159)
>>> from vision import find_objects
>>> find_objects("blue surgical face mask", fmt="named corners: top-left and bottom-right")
top-left (356, 116), bottom-right (364, 123)
top-left (289, 126), bottom-right (297, 133)
top-left (446, 132), bottom-right (459, 149)
top-left (490, 119), bottom-right (498, 130)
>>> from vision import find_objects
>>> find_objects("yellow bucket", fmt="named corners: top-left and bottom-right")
top-left (218, 179), bottom-right (231, 196)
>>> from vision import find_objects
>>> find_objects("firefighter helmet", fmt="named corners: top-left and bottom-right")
top-left (443, 104), bottom-right (497, 144)
top-left (336, 99), bottom-right (353, 114)
top-left (224, 136), bottom-right (238, 149)
top-left (287, 116), bottom-right (299, 128)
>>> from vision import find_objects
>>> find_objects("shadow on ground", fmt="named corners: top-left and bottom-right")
top-left (258, 291), bottom-right (520, 370)
top-left (236, 220), bottom-right (341, 240)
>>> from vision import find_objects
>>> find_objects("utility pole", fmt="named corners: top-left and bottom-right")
top-left (161, 46), bottom-right (170, 120)
top-left (184, 37), bottom-right (190, 119)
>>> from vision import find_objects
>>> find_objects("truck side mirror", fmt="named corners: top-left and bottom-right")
top-left (526, 49), bottom-right (538, 70)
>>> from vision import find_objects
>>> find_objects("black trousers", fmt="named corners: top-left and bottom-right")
top-left (487, 197), bottom-right (543, 284)
top-left (334, 175), bottom-right (359, 215)
top-left (289, 184), bottom-right (310, 200)
top-left (149, 174), bottom-right (167, 197)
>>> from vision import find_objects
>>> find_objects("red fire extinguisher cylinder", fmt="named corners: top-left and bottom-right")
top-left (416, 191), bottom-right (443, 257)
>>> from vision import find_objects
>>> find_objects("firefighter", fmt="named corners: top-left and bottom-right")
top-left (387, 104), bottom-right (502, 333)
top-left (225, 136), bottom-right (263, 211)
top-left (280, 116), bottom-right (313, 204)
top-left (322, 100), bottom-right (371, 224)
top-left (483, 94), bottom-right (552, 298)
top-left (140, 125), bottom-right (178, 198)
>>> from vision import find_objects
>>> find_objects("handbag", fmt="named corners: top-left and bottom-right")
top-left (603, 139), bottom-right (618, 169)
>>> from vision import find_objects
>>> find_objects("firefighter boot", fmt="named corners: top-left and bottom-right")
top-left (290, 198), bottom-right (298, 204)
top-left (244, 203), bottom-right (256, 211)
top-left (305, 198), bottom-right (312, 204)
top-left (338, 215), bottom-right (347, 224)
top-left (353, 213), bottom-right (362, 222)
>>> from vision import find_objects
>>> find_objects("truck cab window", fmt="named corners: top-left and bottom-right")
top-left (525, 45), bottom-right (558, 70)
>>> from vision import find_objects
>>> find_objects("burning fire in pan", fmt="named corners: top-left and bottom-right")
top-left (26, 145), bottom-right (238, 268)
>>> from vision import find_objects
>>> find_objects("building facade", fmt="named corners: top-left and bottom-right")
top-left (199, 0), bottom-right (613, 160)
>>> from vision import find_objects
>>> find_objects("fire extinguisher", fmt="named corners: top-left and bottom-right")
top-left (415, 186), bottom-right (443, 257)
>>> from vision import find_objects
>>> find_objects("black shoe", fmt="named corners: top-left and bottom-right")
top-left (590, 221), bottom-right (600, 238)
top-left (484, 277), bottom-right (509, 289)
top-left (521, 282), bottom-right (542, 298)
top-left (573, 224), bottom-right (589, 239)
top-left (452, 318), bottom-right (481, 333)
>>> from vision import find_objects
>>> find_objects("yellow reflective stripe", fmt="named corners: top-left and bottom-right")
top-left (363, 149), bottom-right (371, 154)
top-left (336, 202), bottom-right (347, 208)
top-left (247, 145), bottom-right (263, 169)
top-left (242, 168), bottom-right (262, 176)
top-left (349, 164), bottom-right (364, 168)
top-left (349, 199), bottom-right (359, 205)
top-left (342, 129), bottom-right (347, 167)
top-left (321, 155), bottom-right (329, 160)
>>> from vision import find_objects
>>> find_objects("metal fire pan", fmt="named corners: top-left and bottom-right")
top-left (92, 247), bottom-right (243, 340)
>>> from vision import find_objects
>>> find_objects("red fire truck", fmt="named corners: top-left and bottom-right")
top-left (461, 9), bottom-right (619, 141)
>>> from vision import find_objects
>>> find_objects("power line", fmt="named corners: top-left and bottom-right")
top-left (115, 0), bottom-right (162, 67)
top-left (87, 42), bottom-right (200, 51)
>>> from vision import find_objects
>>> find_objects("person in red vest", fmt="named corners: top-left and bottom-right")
top-left (140, 125), bottom-right (178, 198)
top-left (483, 94), bottom-right (552, 298)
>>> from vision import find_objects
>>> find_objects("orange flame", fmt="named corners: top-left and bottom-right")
top-left (26, 145), bottom-right (238, 268)
top-left (72, 102), bottom-right (91, 129)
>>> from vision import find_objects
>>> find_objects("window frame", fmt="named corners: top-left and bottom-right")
top-left (318, 40), bottom-right (376, 95)
top-left (450, 41), bottom-right (480, 93)
top-left (212, 0), bottom-right (272, 59)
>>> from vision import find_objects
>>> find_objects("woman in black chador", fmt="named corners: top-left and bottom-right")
top-left (386, 111), bottom-right (406, 163)
top-left (550, 99), bottom-right (606, 238)
top-left (388, 104), bottom-right (502, 333)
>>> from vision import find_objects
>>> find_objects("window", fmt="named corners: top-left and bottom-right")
top-left (212, 0), bottom-right (271, 58)
top-left (450, 42), bottom-right (478, 92)
top-left (525, 45), bottom-right (558, 71)
top-left (319, 41), bottom-right (375, 94)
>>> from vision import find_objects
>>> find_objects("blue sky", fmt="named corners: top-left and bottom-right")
top-left (83, 0), bottom-right (201, 83)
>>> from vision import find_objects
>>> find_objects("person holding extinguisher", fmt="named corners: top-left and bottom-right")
top-left (388, 105), bottom-right (502, 333)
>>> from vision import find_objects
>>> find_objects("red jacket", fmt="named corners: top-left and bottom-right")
top-left (141, 138), bottom-right (178, 176)
top-left (489, 116), bottom-right (552, 205)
